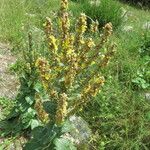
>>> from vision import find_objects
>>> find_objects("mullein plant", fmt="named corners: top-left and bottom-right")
top-left (25, 0), bottom-right (116, 149)
top-left (36, 0), bottom-right (115, 125)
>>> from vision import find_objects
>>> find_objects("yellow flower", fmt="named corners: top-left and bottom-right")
top-left (86, 38), bottom-right (95, 48)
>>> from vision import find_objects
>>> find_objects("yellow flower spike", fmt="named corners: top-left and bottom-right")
top-left (60, 12), bottom-right (70, 37)
top-left (65, 34), bottom-right (75, 55)
top-left (83, 84), bottom-right (91, 95)
top-left (75, 13), bottom-right (87, 47)
top-left (45, 17), bottom-right (53, 37)
top-left (61, 0), bottom-right (68, 12)
top-left (34, 94), bottom-right (49, 124)
top-left (95, 76), bottom-right (105, 85)
top-left (59, 1), bottom-right (70, 40)
top-left (90, 20), bottom-right (99, 33)
top-left (55, 93), bottom-right (68, 125)
top-left (95, 22), bottom-right (113, 50)
top-left (36, 57), bottom-right (52, 92)
top-left (81, 75), bottom-right (105, 95)
top-left (85, 76), bottom-right (105, 97)
top-left (76, 37), bottom-right (95, 70)
top-left (103, 22), bottom-right (113, 37)
top-left (104, 22), bottom-right (113, 31)
top-left (77, 13), bottom-right (87, 34)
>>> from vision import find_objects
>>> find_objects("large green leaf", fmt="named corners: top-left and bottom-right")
top-left (24, 124), bottom-right (59, 150)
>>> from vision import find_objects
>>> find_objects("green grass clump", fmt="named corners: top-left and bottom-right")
top-left (71, 0), bottom-right (123, 29)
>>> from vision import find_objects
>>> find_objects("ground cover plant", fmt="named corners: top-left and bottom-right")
top-left (0, 0), bottom-right (150, 149)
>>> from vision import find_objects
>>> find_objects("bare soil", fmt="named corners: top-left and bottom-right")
top-left (0, 43), bottom-right (18, 99)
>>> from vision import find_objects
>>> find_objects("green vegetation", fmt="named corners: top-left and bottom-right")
top-left (0, 0), bottom-right (150, 149)
top-left (0, 97), bottom-right (15, 120)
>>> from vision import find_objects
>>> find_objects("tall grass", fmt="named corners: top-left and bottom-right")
top-left (0, 0), bottom-right (59, 46)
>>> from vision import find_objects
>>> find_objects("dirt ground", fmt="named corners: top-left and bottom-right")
top-left (0, 43), bottom-right (18, 99)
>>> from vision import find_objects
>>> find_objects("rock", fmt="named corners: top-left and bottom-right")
top-left (61, 115), bottom-right (92, 148)
top-left (69, 115), bottom-right (92, 143)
